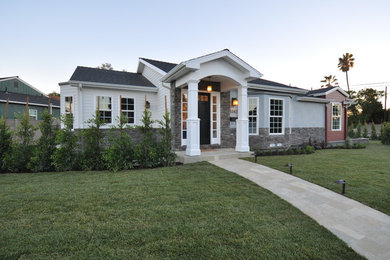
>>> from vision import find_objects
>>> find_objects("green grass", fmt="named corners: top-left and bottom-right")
top-left (0, 163), bottom-right (363, 259)
top-left (245, 141), bottom-right (390, 216)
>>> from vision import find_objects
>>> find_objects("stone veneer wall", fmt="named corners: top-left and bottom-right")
top-left (249, 127), bottom-right (325, 150)
top-left (220, 91), bottom-right (236, 148)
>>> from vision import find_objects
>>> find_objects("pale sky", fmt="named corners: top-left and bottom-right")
top-left (1, 0), bottom-right (389, 98)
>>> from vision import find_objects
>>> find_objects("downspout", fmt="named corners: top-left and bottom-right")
top-left (325, 103), bottom-right (328, 146)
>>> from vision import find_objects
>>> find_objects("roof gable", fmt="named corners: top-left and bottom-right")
top-left (140, 58), bottom-right (177, 73)
top-left (69, 66), bottom-right (156, 88)
top-left (307, 86), bottom-right (348, 97)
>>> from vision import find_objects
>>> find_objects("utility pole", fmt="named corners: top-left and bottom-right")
top-left (385, 86), bottom-right (388, 122)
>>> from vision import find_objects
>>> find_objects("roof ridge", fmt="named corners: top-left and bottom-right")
top-left (140, 57), bottom-right (178, 65)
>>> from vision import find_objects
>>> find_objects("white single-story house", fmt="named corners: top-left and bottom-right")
top-left (59, 49), bottom-right (350, 156)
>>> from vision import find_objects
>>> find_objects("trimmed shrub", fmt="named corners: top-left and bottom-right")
top-left (345, 137), bottom-right (352, 149)
top-left (305, 145), bottom-right (315, 154)
top-left (370, 122), bottom-right (378, 140)
top-left (0, 117), bottom-right (12, 173)
top-left (362, 123), bottom-right (368, 138)
top-left (52, 115), bottom-right (81, 171)
top-left (29, 110), bottom-right (58, 172)
top-left (348, 123), bottom-right (355, 138)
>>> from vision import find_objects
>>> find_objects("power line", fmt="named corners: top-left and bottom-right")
top-left (352, 81), bottom-right (390, 86)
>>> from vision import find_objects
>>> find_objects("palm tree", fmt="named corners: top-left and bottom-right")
top-left (338, 53), bottom-right (355, 93)
top-left (320, 75), bottom-right (339, 88)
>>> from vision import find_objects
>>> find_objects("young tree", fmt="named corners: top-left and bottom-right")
top-left (52, 114), bottom-right (80, 171)
top-left (0, 117), bottom-right (12, 172)
top-left (29, 110), bottom-right (58, 172)
top-left (347, 122), bottom-right (355, 138)
top-left (370, 122), bottom-right (378, 140)
top-left (362, 123), bottom-right (368, 138)
top-left (82, 110), bottom-right (106, 170)
top-left (157, 111), bottom-right (176, 167)
top-left (356, 122), bottom-right (362, 138)
top-left (136, 108), bottom-right (158, 168)
top-left (5, 113), bottom-right (35, 172)
top-left (320, 75), bottom-right (338, 88)
top-left (338, 53), bottom-right (355, 93)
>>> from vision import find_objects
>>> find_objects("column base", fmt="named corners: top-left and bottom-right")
top-left (236, 118), bottom-right (249, 152)
top-left (235, 145), bottom-right (250, 152)
top-left (186, 118), bottom-right (201, 156)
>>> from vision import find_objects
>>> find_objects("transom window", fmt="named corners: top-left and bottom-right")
top-left (121, 98), bottom-right (135, 124)
top-left (97, 96), bottom-right (112, 124)
top-left (269, 99), bottom-right (283, 134)
top-left (332, 103), bottom-right (342, 130)
top-left (248, 97), bottom-right (258, 135)
top-left (29, 109), bottom-right (37, 120)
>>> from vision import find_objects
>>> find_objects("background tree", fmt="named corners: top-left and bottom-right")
top-left (320, 75), bottom-right (339, 88)
top-left (356, 88), bottom-right (384, 123)
top-left (48, 91), bottom-right (60, 97)
top-left (97, 63), bottom-right (114, 70)
top-left (338, 53), bottom-right (355, 93)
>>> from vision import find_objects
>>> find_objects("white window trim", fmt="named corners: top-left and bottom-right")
top-left (181, 89), bottom-right (188, 146)
top-left (248, 97), bottom-right (259, 135)
top-left (119, 96), bottom-right (136, 126)
top-left (64, 96), bottom-right (74, 115)
top-left (269, 97), bottom-right (284, 135)
top-left (94, 95), bottom-right (114, 125)
top-left (29, 108), bottom-right (38, 120)
top-left (331, 102), bottom-right (342, 131)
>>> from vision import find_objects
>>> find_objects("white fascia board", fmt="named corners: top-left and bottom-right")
top-left (184, 49), bottom-right (263, 79)
top-left (67, 80), bottom-right (158, 93)
top-left (0, 77), bottom-right (16, 83)
top-left (0, 99), bottom-right (60, 108)
top-left (296, 96), bottom-right (330, 103)
top-left (138, 58), bottom-right (167, 76)
top-left (248, 83), bottom-right (308, 95)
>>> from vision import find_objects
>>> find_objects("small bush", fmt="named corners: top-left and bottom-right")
top-left (380, 124), bottom-right (390, 145)
top-left (348, 123), bottom-right (355, 138)
top-left (0, 117), bottom-right (12, 173)
top-left (305, 145), bottom-right (315, 154)
top-left (356, 122), bottom-right (362, 138)
top-left (370, 122), bottom-right (378, 140)
top-left (345, 137), bottom-right (352, 149)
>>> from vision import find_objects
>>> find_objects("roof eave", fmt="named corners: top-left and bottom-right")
top-left (296, 96), bottom-right (330, 103)
top-left (248, 83), bottom-right (308, 94)
top-left (66, 80), bottom-right (158, 92)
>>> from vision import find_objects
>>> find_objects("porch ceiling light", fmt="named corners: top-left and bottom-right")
top-left (207, 77), bottom-right (212, 92)
top-left (232, 98), bottom-right (238, 106)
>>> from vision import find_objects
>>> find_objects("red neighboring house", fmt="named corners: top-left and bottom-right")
top-left (307, 86), bottom-right (350, 145)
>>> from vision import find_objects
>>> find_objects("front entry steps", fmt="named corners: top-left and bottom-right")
top-left (176, 148), bottom-right (252, 164)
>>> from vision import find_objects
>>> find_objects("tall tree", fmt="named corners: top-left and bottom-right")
top-left (97, 63), bottom-right (114, 70)
top-left (356, 88), bottom-right (384, 123)
top-left (338, 53), bottom-right (355, 93)
top-left (320, 75), bottom-right (339, 88)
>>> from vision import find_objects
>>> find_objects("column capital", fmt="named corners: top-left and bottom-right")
top-left (187, 79), bottom-right (200, 85)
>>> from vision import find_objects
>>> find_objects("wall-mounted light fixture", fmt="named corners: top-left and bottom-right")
top-left (232, 98), bottom-right (238, 106)
top-left (207, 77), bottom-right (212, 92)
top-left (145, 101), bottom-right (151, 109)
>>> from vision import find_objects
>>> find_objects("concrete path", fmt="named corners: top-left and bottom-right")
top-left (211, 159), bottom-right (390, 260)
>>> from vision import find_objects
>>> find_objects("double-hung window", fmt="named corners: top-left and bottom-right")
top-left (248, 97), bottom-right (258, 135)
top-left (97, 96), bottom-right (112, 124)
top-left (269, 99), bottom-right (283, 134)
top-left (332, 103), bottom-right (342, 130)
top-left (29, 109), bottom-right (38, 120)
top-left (121, 97), bottom-right (135, 124)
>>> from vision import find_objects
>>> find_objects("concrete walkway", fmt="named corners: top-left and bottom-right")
top-left (211, 159), bottom-right (390, 260)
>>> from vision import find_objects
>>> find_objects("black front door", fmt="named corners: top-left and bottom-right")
top-left (198, 93), bottom-right (210, 145)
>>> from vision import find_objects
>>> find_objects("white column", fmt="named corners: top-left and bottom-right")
top-left (186, 79), bottom-right (201, 156)
top-left (235, 84), bottom-right (250, 152)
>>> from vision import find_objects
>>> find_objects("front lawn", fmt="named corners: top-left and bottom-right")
top-left (0, 163), bottom-right (363, 259)
top-left (245, 141), bottom-right (390, 215)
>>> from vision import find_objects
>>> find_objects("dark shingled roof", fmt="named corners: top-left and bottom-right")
top-left (0, 91), bottom-right (60, 106)
top-left (249, 78), bottom-right (305, 90)
top-left (70, 66), bottom-right (156, 88)
top-left (306, 87), bottom-right (336, 96)
top-left (140, 58), bottom-right (178, 73)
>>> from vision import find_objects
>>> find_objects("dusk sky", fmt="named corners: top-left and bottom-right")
top-left (1, 0), bottom-right (389, 97)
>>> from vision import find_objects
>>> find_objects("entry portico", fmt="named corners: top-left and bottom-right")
top-left (161, 49), bottom-right (262, 156)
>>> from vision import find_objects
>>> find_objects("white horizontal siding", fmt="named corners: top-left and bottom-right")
top-left (60, 85), bottom-right (78, 127)
top-left (81, 87), bottom-right (158, 129)
top-left (142, 64), bottom-right (170, 121)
